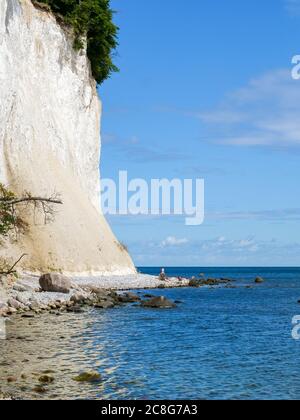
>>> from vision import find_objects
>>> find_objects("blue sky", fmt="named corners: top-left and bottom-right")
top-left (99, 0), bottom-right (300, 267)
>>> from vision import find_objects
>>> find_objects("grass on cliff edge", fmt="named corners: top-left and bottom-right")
top-left (37, 0), bottom-right (119, 85)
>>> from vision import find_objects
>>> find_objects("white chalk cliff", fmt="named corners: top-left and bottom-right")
top-left (0, 0), bottom-right (136, 275)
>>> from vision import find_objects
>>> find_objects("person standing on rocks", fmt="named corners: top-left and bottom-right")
top-left (159, 268), bottom-right (167, 282)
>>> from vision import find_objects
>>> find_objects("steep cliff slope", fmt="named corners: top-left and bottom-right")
top-left (0, 0), bottom-right (136, 275)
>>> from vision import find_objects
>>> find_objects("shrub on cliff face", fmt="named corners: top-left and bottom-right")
top-left (0, 184), bottom-right (21, 237)
top-left (0, 184), bottom-right (62, 240)
top-left (39, 0), bottom-right (119, 84)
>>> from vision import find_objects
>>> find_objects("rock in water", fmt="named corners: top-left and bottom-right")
top-left (73, 371), bottom-right (102, 383)
top-left (39, 273), bottom-right (71, 294)
top-left (0, 392), bottom-right (12, 400)
top-left (0, 0), bottom-right (136, 276)
top-left (38, 375), bottom-right (54, 384)
top-left (141, 296), bottom-right (177, 309)
top-left (117, 292), bottom-right (141, 303)
top-left (255, 277), bottom-right (264, 284)
top-left (189, 279), bottom-right (201, 287)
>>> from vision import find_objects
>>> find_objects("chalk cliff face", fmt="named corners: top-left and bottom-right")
top-left (0, 0), bottom-right (136, 275)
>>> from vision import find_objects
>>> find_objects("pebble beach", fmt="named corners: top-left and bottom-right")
top-left (0, 273), bottom-right (190, 318)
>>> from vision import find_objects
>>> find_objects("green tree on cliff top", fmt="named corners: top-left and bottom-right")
top-left (40, 0), bottom-right (119, 84)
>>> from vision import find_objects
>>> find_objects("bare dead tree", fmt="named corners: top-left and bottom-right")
top-left (1, 190), bottom-right (63, 235)
top-left (0, 254), bottom-right (28, 275)
top-left (0, 186), bottom-right (63, 276)
top-left (0, 197), bottom-right (62, 206)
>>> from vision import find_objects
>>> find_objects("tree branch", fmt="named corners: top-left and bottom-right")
top-left (0, 254), bottom-right (28, 275)
top-left (0, 197), bottom-right (63, 206)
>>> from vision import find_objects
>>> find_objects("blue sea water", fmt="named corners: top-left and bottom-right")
top-left (97, 267), bottom-right (300, 400)
top-left (1, 267), bottom-right (300, 400)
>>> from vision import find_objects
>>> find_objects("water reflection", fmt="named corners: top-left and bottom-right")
top-left (1, 272), bottom-right (300, 400)
top-left (0, 310), bottom-right (121, 400)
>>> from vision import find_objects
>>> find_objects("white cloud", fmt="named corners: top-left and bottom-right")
top-left (217, 236), bottom-right (226, 243)
top-left (197, 69), bottom-right (300, 148)
top-left (160, 236), bottom-right (189, 248)
top-left (199, 236), bottom-right (258, 253)
top-left (160, 235), bottom-right (259, 254)
top-left (129, 235), bottom-right (300, 266)
top-left (209, 208), bottom-right (300, 221)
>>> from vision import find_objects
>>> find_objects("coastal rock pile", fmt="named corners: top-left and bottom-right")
top-left (39, 273), bottom-right (71, 294)
top-left (188, 277), bottom-right (234, 288)
top-left (117, 292), bottom-right (141, 303)
top-left (0, 274), bottom-right (181, 317)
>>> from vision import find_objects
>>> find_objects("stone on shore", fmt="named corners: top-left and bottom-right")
top-left (66, 305), bottom-right (86, 314)
top-left (94, 301), bottom-right (115, 309)
top-left (7, 298), bottom-right (25, 311)
top-left (0, 300), bottom-right (8, 316)
top-left (12, 283), bottom-right (36, 293)
top-left (70, 292), bottom-right (89, 305)
top-left (39, 273), bottom-right (71, 294)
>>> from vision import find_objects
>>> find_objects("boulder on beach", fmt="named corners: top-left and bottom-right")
top-left (39, 273), bottom-right (71, 294)
top-left (141, 296), bottom-right (176, 309)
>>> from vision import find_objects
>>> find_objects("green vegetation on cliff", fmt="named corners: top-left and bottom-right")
top-left (38, 0), bottom-right (119, 84)
top-left (0, 184), bottom-right (19, 237)
top-left (0, 184), bottom-right (62, 240)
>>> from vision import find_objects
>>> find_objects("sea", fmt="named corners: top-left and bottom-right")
top-left (0, 267), bottom-right (300, 400)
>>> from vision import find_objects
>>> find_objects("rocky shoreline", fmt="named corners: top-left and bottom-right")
top-left (0, 272), bottom-right (193, 400)
top-left (0, 273), bottom-right (191, 318)
top-left (0, 272), bottom-right (264, 319)
top-left (0, 272), bottom-right (266, 400)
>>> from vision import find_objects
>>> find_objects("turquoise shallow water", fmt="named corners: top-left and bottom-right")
top-left (1, 267), bottom-right (300, 400)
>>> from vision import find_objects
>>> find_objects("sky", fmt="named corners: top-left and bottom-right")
top-left (99, 0), bottom-right (300, 267)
